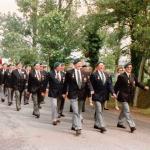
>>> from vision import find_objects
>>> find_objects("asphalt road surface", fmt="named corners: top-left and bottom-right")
top-left (0, 98), bottom-right (150, 150)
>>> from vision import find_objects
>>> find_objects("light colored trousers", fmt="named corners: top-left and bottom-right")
top-left (70, 99), bottom-right (82, 130)
top-left (94, 101), bottom-right (105, 128)
top-left (14, 90), bottom-right (22, 110)
top-left (0, 84), bottom-right (6, 99)
top-left (32, 93), bottom-right (40, 115)
top-left (6, 87), bottom-right (12, 103)
top-left (48, 97), bottom-right (58, 122)
top-left (118, 102), bottom-right (135, 127)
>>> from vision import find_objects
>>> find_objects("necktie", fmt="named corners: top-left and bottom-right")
top-left (37, 71), bottom-right (41, 80)
top-left (57, 72), bottom-right (61, 81)
top-left (18, 69), bottom-right (21, 74)
top-left (101, 72), bottom-right (105, 84)
top-left (77, 70), bottom-right (82, 89)
top-left (128, 74), bottom-right (131, 83)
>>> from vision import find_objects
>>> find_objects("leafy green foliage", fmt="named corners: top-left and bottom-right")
top-left (38, 7), bottom-right (82, 66)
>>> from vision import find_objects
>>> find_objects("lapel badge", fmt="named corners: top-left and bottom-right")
top-left (84, 77), bottom-right (87, 82)
top-left (128, 80), bottom-right (130, 84)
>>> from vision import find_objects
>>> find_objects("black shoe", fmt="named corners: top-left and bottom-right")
top-left (60, 114), bottom-right (65, 117)
top-left (71, 127), bottom-right (76, 131)
top-left (52, 121), bottom-right (57, 126)
top-left (117, 124), bottom-right (126, 129)
top-left (58, 114), bottom-right (61, 118)
top-left (76, 129), bottom-right (81, 136)
top-left (8, 102), bottom-right (12, 106)
top-left (32, 112), bottom-right (40, 118)
top-left (99, 127), bottom-right (107, 133)
top-left (16, 108), bottom-right (21, 111)
top-left (1, 98), bottom-right (5, 102)
top-left (24, 102), bottom-right (29, 105)
top-left (56, 120), bottom-right (60, 123)
top-left (94, 125), bottom-right (100, 129)
top-left (38, 105), bottom-right (42, 109)
top-left (104, 108), bottom-right (109, 110)
top-left (130, 127), bottom-right (136, 133)
top-left (35, 114), bottom-right (40, 118)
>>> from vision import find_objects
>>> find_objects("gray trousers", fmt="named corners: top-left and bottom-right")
top-left (0, 84), bottom-right (6, 99)
top-left (49, 97), bottom-right (58, 122)
top-left (78, 100), bottom-right (84, 121)
top-left (118, 102), bottom-right (135, 127)
top-left (6, 87), bottom-right (12, 103)
top-left (32, 93), bottom-right (40, 115)
top-left (94, 101), bottom-right (105, 128)
top-left (14, 90), bottom-right (22, 110)
top-left (70, 99), bottom-right (82, 130)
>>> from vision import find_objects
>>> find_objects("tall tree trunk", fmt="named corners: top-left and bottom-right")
top-left (133, 56), bottom-right (146, 107)
top-left (58, 0), bottom-right (62, 10)
top-left (31, 0), bottom-right (38, 49)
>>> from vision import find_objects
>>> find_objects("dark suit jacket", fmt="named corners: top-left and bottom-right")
top-left (44, 70), bottom-right (65, 98)
top-left (114, 72), bottom-right (145, 102)
top-left (40, 70), bottom-right (48, 91)
top-left (90, 71), bottom-right (114, 103)
top-left (63, 69), bottom-right (91, 100)
top-left (3, 69), bottom-right (12, 88)
top-left (28, 69), bottom-right (46, 94)
top-left (0, 69), bottom-right (6, 85)
top-left (11, 69), bottom-right (27, 92)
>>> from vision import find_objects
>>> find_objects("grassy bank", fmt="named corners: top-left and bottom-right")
top-left (108, 100), bottom-right (150, 117)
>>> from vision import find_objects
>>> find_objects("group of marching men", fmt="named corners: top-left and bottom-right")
top-left (0, 59), bottom-right (149, 136)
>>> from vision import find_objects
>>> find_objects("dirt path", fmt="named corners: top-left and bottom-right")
top-left (0, 98), bottom-right (149, 150)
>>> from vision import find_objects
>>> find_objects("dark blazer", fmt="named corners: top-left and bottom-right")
top-left (45, 70), bottom-right (65, 98)
top-left (40, 70), bottom-right (48, 91)
top-left (28, 69), bottom-right (46, 94)
top-left (0, 69), bottom-right (6, 85)
top-left (114, 72), bottom-right (145, 102)
top-left (90, 71), bottom-right (114, 103)
top-left (11, 69), bottom-right (27, 92)
top-left (3, 69), bottom-right (12, 88)
top-left (63, 69), bottom-right (91, 99)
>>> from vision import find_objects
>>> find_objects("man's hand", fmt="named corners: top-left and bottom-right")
top-left (89, 97), bottom-right (94, 107)
top-left (41, 92), bottom-right (46, 96)
top-left (145, 86), bottom-right (149, 90)
top-left (111, 93), bottom-right (117, 99)
top-left (91, 91), bottom-right (94, 95)
top-left (62, 94), bottom-right (67, 99)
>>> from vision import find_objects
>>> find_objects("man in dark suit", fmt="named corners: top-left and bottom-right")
top-left (44, 62), bottom-right (65, 125)
top-left (90, 62), bottom-right (116, 133)
top-left (11, 63), bottom-right (27, 111)
top-left (114, 62), bottom-right (149, 133)
top-left (39, 63), bottom-right (48, 105)
top-left (3, 64), bottom-right (14, 106)
top-left (63, 59), bottom-right (92, 136)
top-left (28, 63), bottom-right (46, 118)
top-left (0, 63), bottom-right (7, 102)
top-left (23, 66), bottom-right (31, 105)
top-left (57, 63), bottom-right (66, 118)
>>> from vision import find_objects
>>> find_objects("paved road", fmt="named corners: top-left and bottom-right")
top-left (0, 98), bottom-right (150, 150)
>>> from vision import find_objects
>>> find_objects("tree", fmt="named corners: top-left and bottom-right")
top-left (0, 13), bottom-right (25, 62)
top-left (37, 1), bottom-right (83, 67)
top-left (16, 0), bottom-right (38, 50)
